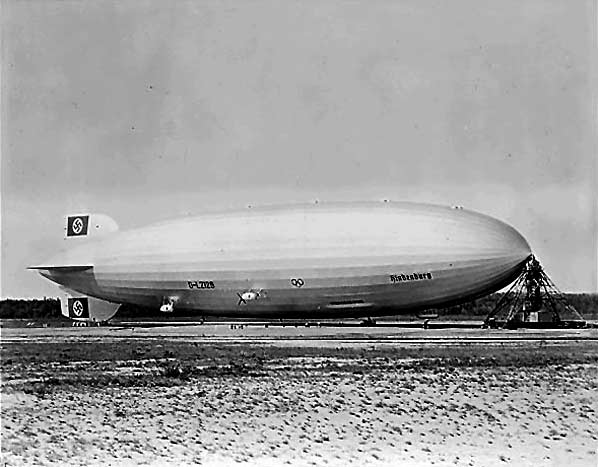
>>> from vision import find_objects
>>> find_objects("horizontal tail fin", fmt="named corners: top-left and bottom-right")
top-left (27, 265), bottom-right (93, 272)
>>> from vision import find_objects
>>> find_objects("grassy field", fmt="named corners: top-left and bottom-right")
top-left (2, 337), bottom-right (597, 392)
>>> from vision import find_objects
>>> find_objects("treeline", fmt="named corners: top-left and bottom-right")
top-left (1, 294), bottom-right (596, 320)
top-left (0, 298), bottom-right (65, 320)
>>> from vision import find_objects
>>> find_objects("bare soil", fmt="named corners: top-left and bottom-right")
top-left (1, 331), bottom-right (597, 466)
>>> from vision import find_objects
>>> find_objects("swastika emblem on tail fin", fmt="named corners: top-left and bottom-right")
top-left (67, 215), bottom-right (89, 237)
top-left (67, 297), bottom-right (89, 318)
top-left (72, 218), bottom-right (83, 234)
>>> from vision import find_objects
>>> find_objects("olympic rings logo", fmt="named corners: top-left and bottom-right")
top-left (290, 278), bottom-right (304, 288)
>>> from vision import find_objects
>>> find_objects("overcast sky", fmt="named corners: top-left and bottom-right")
top-left (2, 0), bottom-right (596, 298)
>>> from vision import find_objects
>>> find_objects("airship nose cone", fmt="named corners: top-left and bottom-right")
top-left (490, 216), bottom-right (531, 260)
top-left (428, 206), bottom-right (532, 283)
top-left (458, 208), bottom-right (532, 270)
top-left (509, 226), bottom-right (532, 259)
top-left (474, 211), bottom-right (530, 256)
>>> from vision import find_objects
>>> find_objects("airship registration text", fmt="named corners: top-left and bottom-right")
top-left (187, 281), bottom-right (216, 289)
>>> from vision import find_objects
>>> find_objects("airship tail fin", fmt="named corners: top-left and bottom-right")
top-left (59, 287), bottom-right (121, 323)
top-left (64, 213), bottom-right (119, 239)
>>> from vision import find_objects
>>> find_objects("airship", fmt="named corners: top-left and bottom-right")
top-left (30, 201), bottom-right (532, 322)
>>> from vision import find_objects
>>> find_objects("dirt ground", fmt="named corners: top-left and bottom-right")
top-left (1, 327), bottom-right (597, 466)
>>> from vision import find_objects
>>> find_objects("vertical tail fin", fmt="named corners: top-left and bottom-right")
top-left (65, 214), bottom-right (118, 239)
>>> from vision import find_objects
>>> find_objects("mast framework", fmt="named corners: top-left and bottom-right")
top-left (484, 256), bottom-right (586, 328)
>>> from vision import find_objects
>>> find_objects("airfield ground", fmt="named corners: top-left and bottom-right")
top-left (1, 325), bottom-right (597, 466)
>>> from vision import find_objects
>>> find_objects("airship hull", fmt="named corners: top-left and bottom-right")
top-left (37, 202), bottom-right (532, 319)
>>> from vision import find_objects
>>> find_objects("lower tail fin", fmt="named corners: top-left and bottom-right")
top-left (60, 287), bottom-right (121, 322)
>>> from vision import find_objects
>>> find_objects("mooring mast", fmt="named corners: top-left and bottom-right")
top-left (484, 256), bottom-right (586, 328)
